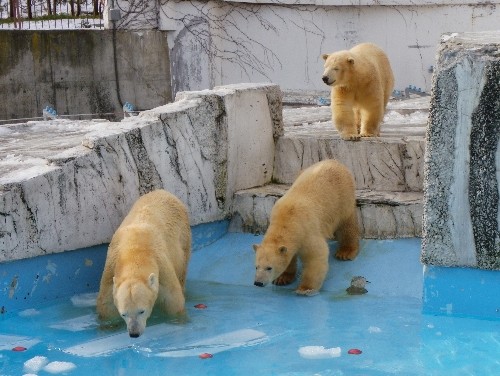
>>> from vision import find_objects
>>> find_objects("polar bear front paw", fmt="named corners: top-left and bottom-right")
top-left (273, 271), bottom-right (296, 286)
top-left (295, 287), bottom-right (319, 296)
top-left (340, 133), bottom-right (361, 141)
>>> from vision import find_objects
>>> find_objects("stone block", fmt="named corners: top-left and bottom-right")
top-left (0, 83), bottom-right (279, 262)
top-left (422, 31), bottom-right (500, 270)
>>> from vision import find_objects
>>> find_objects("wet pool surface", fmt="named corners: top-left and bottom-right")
top-left (1, 233), bottom-right (499, 375)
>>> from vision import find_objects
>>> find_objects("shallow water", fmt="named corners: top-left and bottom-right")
top-left (1, 233), bottom-right (499, 375)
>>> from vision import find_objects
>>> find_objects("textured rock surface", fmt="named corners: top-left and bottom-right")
top-left (229, 96), bottom-right (428, 238)
top-left (275, 99), bottom-right (428, 191)
top-left (230, 185), bottom-right (422, 238)
top-left (422, 31), bottom-right (500, 270)
top-left (0, 83), bottom-right (282, 262)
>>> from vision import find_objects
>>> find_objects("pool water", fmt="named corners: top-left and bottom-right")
top-left (1, 232), bottom-right (499, 375)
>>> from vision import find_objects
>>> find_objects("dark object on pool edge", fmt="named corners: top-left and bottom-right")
top-left (348, 348), bottom-right (362, 355)
top-left (346, 276), bottom-right (370, 295)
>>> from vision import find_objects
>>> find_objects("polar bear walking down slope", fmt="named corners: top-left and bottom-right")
top-left (253, 160), bottom-right (360, 296)
top-left (322, 43), bottom-right (394, 140)
top-left (96, 189), bottom-right (191, 338)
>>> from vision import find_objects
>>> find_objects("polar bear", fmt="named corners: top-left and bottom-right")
top-left (321, 43), bottom-right (394, 140)
top-left (96, 189), bottom-right (191, 338)
top-left (253, 159), bottom-right (360, 296)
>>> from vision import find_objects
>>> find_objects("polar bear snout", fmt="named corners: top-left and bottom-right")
top-left (322, 75), bottom-right (330, 84)
top-left (254, 281), bottom-right (265, 287)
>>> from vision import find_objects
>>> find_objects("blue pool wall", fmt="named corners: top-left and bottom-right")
top-left (2, 218), bottom-right (499, 321)
top-left (0, 221), bottom-right (229, 314)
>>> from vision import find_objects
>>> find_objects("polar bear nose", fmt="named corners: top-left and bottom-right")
top-left (254, 281), bottom-right (264, 287)
top-left (129, 332), bottom-right (140, 338)
top-left (322, 76), bottom-right (329, 84)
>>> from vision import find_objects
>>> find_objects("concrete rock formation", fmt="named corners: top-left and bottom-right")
top-left (0, 83), bottom-right (282, 263)
top-left (422, 31), bottom-right (500, 270)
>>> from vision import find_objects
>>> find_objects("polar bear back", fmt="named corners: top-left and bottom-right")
top-left (271, 159), bottom-right (356, 238)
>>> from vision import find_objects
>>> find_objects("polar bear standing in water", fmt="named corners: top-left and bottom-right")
top-left (96, 190), bottom-right (191, 338)
top-left (253, 160), bottom-right (360, 296)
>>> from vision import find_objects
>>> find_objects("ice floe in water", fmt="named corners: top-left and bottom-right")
top-left (64, 323), bottom-right (182, 357)
top-left (155, 328), bottom-right (267, 358)
top-left (43, 361), bottom-right (77, 374)
top-left (298, 346), bottom-right (341, 359)
top-left (368, 326), bottom-right (382, 333)
top-left (0, 335), bottom-right (40, 351)
top-left (23, 356), bottom-right (49, 373)
top-left (49, 313), bottom-right (98, 332)
top-left (71, 292), bottom-right (98, 308)
top-left (18, 308), bottom-right (41, 317)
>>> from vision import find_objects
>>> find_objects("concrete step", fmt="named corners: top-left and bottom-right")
top-left (229, 97), bottom-right (428, 239)
top-left (229, 184), bottom-right (423, 239)
top-left (274, 97), bottom-right (429, 191)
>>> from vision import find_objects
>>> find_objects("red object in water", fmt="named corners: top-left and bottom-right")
top-left (199, 353), bottom-right (213, 359)
top-left (12, 346), bottom-right (27, 352)
top-left (194, 303), bottom-right (207, 309)
top-left (348, 348), bottom-right (362, 355)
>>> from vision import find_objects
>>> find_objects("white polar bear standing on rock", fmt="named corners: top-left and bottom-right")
top-left (253, 160), bottom-right (360, 296)
top-left (96, 189), bottom-right (191, 338)
top-left (322, 43), bottom-right (394, 140)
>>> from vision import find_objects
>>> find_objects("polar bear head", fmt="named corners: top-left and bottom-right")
top-left (321, 51), bottom-right (355, 87)
top-left (113, 273), bottom-right (159, 338)
top-left (253, 243), bottom-right (291, 287)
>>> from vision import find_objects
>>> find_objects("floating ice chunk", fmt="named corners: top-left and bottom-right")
top-left (50, 314), bottom-right (98, 332)
top-left (18, 308), bottom-right (41, 317)
top-left (0, 335), bottom-right (40, 351)
top-left (156, 329), bottom-right (267, 358)
top-left (71, 292), bottom-right (98, 307)
top-left (43, 361), bottom-right (76, 374)
top-left (298, 346), bottom-right (341, 359)
top-left (64, 323), bottom-right (181, 357)
top-left (368, 326), bottom-right (382, 333)
top-left (23, 356), bottom-right (48, 373)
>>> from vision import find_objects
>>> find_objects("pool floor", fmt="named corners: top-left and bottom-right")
top-left (1, 233), bottom-right (499, 375)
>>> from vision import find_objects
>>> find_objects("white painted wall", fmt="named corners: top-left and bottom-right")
top-left (109, 0), bottom-right (500, 98)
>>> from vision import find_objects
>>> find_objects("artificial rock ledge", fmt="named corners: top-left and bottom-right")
top-left (0, 83), bottom-right (283, 263)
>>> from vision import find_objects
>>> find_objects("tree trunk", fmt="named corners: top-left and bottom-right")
top-left (27, 0), bottom-right (32, 19)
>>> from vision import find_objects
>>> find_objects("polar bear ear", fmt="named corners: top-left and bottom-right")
top-left (148, 273), bottom-right (159, 289)
top-left (278, 246), bottom-right (288, 255)
top-left (253, 244), bottom-right (260, 252)
top-left (347, 57), bottom-right (354, 64)
top-left (321, 53), bottom-right (329, 61)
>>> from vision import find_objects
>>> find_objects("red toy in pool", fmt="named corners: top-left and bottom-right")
top-left (199, 353), bottom-right (213, 359)
top-left (12, 346), bottom-right (27, 352)
top-left (194, 303), bottom-right (207, 309)
top-left (348, 348), bottom-right (362, 355)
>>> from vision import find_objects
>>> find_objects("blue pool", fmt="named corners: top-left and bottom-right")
top-left (1, 223), bottom-right (499, 375)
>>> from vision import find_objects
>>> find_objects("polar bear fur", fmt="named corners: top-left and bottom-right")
top-left (322, 43), bottom-right (394, 140)
top-left (96, 189), bottom-right (191, 338)
top-left (253, 160), bottom-right (360, 296)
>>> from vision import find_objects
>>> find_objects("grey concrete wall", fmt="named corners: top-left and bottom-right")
top-left (0, 30), bottom-right (171, 121)
top-left (421, 31), bottom-right (500, 270)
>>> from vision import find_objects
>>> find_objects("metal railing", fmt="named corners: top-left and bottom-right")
top-left (0, 0), bottom-right (104, 30)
